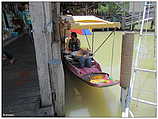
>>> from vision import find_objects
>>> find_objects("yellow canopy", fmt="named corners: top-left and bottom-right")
top-left (61, 15), bottom-right (121, 29)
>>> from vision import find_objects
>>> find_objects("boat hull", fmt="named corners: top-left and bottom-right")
top-left (64, 59), bottom-right (120, 88)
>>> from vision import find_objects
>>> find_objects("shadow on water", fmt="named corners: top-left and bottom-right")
top-left (65, 68), bottom-right (121, 117)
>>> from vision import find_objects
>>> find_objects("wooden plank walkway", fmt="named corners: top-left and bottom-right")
top-left (2, 34), bottom-right (52, 116)
top-left (3, 33), bottom-right (26, 47)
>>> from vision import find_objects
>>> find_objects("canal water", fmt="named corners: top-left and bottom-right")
top-left (65, 31), bottom-right (156, 117)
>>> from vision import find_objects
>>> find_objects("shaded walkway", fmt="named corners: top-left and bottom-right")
top-left (2, 34), bottom-right (41, 116)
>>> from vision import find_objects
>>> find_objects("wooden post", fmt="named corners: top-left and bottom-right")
top-left (120, 32), bottom-right (134, 116)
top-left (29, 2), bottom-right (53, 108)
top-left (30, 2), bottom-right (65, 116)
top-left (51, 3), bottom-right (65, 116)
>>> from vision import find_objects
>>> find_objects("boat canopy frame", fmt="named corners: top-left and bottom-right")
top-left (61, 15), bottom-right (120, 55)
top-left (91, 29), bottom-right (116, 55)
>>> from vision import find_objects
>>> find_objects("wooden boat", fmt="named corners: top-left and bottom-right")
top-left (62, 16), bottom-right (120, 88)
top-left (63, 54), bottom-right (119, 88)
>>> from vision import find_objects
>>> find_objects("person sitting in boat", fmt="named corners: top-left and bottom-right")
top-left (68, 32), bottom-right (80, 52)
top-left (67, 32), bottom-right (92, 68)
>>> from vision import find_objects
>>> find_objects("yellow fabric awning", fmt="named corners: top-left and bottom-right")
top-left (61, 15), bottom-right (121, 29)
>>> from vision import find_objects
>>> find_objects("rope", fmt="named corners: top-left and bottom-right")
top-left (93, 30), bottom-right (115, 55)
top-left (91, 30), bottom-right (94, 53)
top-left (85, 33), bottom-right (91, 50)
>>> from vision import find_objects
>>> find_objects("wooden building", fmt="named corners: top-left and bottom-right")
top-left (2, 2), bottom-right (137, 117)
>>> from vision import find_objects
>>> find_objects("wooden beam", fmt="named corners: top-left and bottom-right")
top-left (51, 3), bottom-right (65, 116)
top-left (120, 32), bottom-right (134, 116)
top-left (29, 2), bottom-right (53, 109)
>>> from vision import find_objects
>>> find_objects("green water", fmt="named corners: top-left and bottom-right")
top-left (65, 31), bottom-right (156, 117)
